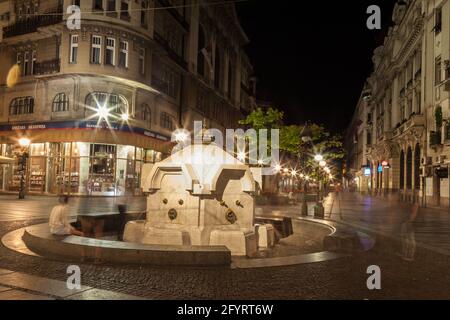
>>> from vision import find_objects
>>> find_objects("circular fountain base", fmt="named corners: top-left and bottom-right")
top-left (2, 218), bottom-right (375, 268)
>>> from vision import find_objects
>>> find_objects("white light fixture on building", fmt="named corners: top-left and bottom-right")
top-left (18, 138), bottom-right (31, 147)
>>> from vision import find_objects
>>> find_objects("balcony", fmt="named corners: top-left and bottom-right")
top-left (392, 114), bottom-right (425, 137)
top-left (3, 6), bottom-right (62, 38)
top-left (33, 59), bottom-right (60, 75)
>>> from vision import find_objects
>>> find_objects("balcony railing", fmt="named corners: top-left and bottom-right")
top-left (3, 6), bottom-right (62, 38)
top-left (33, 59), bottom-right (60, 75)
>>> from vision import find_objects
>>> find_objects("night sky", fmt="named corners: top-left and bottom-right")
top-left (236, 0), bottom-right (395, 134)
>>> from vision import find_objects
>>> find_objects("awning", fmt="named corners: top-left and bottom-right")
top-left (0, 156), bottom-right (15, 164)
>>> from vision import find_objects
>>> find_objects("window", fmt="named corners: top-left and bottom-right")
top-left (139, 47), bottom-right (145, 74)
top-left (435, 56), bottom-right (442, 85)
top-left (93, 0), bottom-right (103, 10)
top-left (120, 1), bottom-right (130, 21)
top-left (107, 0), bottom-right (116, 12)
top-left (105, 37), bottom-right (116, 66)
top-left (10, 97), bottom-right (34, 115)
top-left (85, 92), bottom-right (128, 115)
top-left (141, 1), bottom-right (147, 27)
top-left (160, 112), bottom-right (174, 130)
top-left (142, 103), bottom-right (151, 124)
top-left (435, 7), bottom-right (442, 34)
top-left (228, 61), bottom-right (233, 99)
top-left (31, 50), bottom-right (36, 75)
top-left (53, 93), bottom-right (69, 112)
top-left (214, 48), bottom-right (221, 90)
top-left (197, 26), bottom-right (206, 77)
top-left (367, 132), bottom-right (372, 146)
top-left (91, 35), bottom-right (102, 64)
top-left (16, 52), bottom-right (21, 68)
top-left (70, 34), bottom-right (78, 63)
top-left (119, 41), bottom-right (128, 68)
top-left (23, 51), bottom-right (29, 76)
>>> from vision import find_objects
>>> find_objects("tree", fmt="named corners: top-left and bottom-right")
top-left (240, 107), bottom-right (346, 178)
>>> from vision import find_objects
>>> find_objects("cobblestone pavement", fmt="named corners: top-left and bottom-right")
top-left (0, 193), bottom-right (450, 299)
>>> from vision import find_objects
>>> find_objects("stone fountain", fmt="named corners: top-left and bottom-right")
top-left (124, 143), bottom-right (273, 256)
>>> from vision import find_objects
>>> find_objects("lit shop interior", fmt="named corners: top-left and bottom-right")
top-left (0, 142), bottom-right (162, 196)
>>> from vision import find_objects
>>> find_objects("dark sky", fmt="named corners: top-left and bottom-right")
top-left (236, 0), bottom-right (395, 134)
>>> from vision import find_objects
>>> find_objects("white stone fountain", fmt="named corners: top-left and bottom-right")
top-left (124, 143), bottom-right (272, 256)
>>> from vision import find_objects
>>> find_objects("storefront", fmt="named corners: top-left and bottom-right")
top-left (0, 120), bottom-right (171, 196)
top-left (0, 142), bottom-right (164, 196)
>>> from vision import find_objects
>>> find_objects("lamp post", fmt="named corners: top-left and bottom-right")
top-left (300, 123), bottom-right (313, 216)
top-left (313, 155), bottom-right (326, 219)
top-left (18, 138), bottom-right (30, 200)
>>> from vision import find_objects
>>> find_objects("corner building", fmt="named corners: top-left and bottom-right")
top-left (0, 0), bottom-right (256, 196)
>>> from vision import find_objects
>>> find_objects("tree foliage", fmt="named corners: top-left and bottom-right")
top-left (239, 107), bottom-right (346, 175)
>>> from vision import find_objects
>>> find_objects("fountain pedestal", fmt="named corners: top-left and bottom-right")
top-left (124, 144), bottom-right (269, 256)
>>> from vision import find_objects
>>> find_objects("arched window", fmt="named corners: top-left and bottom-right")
top-left (52, 93), bottom-right (69, 112)
top-left (414, 144), bottom-right (421, 190)
top-left (406, 147), bottom-right (413, 189)
top-left (160, 112), bottom-right (174, 131)
top-left (197, 26), bottom-right (206, 77)
top-left (10, 96), bottom-right (34, 115)
top-left (214, 47), bottom-right (221, 90)
top-left (85, 92), bottom-right (128, 115)
top-left (142, 103), bottom-right (151, 124)
top-left (400, 150), bottom-right (405, 190)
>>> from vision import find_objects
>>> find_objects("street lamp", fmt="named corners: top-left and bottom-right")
top-left (315, 154), bottom-right (324, 162)
top-left (18, 138), bottom-right (30, 200)
top-left (314, 155), bottom-right (326, 219)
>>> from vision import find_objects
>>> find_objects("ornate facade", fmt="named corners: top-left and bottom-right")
top-left (0, 0), bottom-right (256, 196)
top-left (346, 0), bottom-right (450, 208)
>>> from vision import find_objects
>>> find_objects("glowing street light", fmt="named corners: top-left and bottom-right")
top-left (314, 154), bottom-right (324, 162)
top-left (274, 164), bottom-right (282, 173)
top-left (319, 160), bottom-right (327, 168)
top-left (237, 152), bottom-right (246, 162)
top-left (18, 138), bottom-right (31, 147)
top-left (121, 113), bottom-right (129, 121)
top-left (291, 169), bottom-right (297, 177)
top-left (174, 130), bottom-right (189, 143)
top-left (96, 105), bottom-right (110, 120)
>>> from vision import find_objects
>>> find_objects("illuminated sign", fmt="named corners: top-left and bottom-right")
top-left (378, 165), bottom-right (383, 173)
top-left (364, 168), bottom-right (371, 176)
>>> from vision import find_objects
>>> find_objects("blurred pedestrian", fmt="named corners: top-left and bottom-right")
top-left (400, 200), bottom-right (419, 262)
top-left (49, 196), bottom-right (83, 236)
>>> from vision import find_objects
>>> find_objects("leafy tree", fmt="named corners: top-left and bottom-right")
top-left (240, 107), bottom-right (346, 178)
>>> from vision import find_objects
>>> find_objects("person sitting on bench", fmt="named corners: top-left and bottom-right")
top-left (49, 196), bottom-right (83, 236)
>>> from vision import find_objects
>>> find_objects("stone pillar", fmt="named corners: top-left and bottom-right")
top-left (391, 157), bottom-right (400, 192)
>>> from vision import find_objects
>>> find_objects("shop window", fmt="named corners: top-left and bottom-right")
top-left (10, 97), bottom-right (34, 115)
top-left (52, 93), bottom-right (69, 112)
